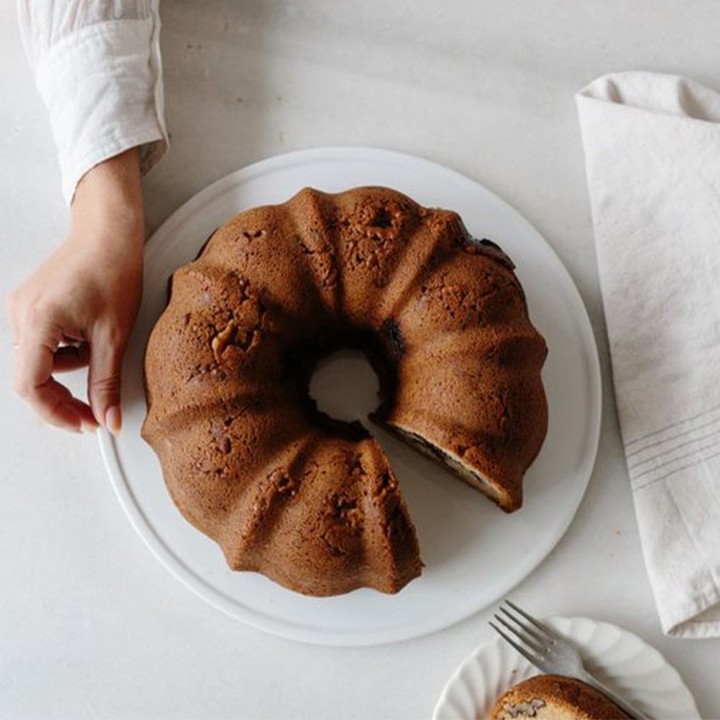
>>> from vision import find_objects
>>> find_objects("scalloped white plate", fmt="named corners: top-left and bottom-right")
top-left (433, 616), bottom-right (699, 720)
top-left (99, 147), bottom-right (602, 646)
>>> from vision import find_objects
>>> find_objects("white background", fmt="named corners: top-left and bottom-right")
top-left (2, 1), bottom-right (719, 718)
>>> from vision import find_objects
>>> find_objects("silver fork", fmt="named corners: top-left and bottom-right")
top-left (490, 600), bottom-right (652, 720)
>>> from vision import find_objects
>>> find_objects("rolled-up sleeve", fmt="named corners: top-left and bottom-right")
top-left (18, 0), bottom-right (168, 204)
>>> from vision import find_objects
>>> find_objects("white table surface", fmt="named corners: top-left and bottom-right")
top-left (2, 2), bottom-right (719, 719)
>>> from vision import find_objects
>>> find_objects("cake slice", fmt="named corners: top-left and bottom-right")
top-left (489, 675), bottom-right (632, 720)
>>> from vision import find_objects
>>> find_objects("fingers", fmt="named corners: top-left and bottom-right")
top-left (6, 225), bottom-right (142, 436)
top-left (32, 378), bottom-right (97, 431)
top-left (10, 316), bottom-right (126, 435)
top-left (13, 336), bottom-right (98, 433)
top-left (54, 343), bottom-right (91, 373)
top-left (88, 326), bottom-right (125, 435)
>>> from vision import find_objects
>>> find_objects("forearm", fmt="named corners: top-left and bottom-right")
top-left (71, 148), bottom-right (145, 251)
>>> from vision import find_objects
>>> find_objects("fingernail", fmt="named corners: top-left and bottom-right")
top-left (81, 421), bottom-right (97, 434)
top-left (105, 405), bottom-right (122, 436)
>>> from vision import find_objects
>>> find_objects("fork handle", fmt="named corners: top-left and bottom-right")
top-left (577, 669), bottom-right (653, 720)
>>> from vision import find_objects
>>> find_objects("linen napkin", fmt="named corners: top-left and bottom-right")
top-left (576, 72), bottom-right (720, 638)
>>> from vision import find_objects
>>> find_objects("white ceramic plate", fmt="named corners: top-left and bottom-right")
top-left (99, 147), bottom-right (601, 646)
top-left (433, 616), bottom-right (700, 719)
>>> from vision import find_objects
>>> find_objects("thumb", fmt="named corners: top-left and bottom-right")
top-left (88, 326), bottom-right (125, 434)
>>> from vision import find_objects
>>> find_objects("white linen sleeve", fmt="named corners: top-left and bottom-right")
top-left (17, 0), bottom-right (168, 204)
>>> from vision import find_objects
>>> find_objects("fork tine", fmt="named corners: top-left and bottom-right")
top-left (499, 605), bottom-right (547, 646)
top-left (489, 620), bottom-right (545, 670)
top-left (493, 612), bottom-right (546, 655)
top-left (505, 599), bottom-right (554, 638)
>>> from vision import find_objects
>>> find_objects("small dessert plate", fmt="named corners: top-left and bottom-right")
top-left (433, 616), bottom-right (699, 719)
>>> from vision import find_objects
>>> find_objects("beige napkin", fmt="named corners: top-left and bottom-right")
top-left (576, 72), bottom-right (720, 638)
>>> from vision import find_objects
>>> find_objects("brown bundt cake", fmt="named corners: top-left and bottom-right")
top-left (141, 186), bottom-right (548, 596)
top-left (489, 674), bottom-right (631, 720)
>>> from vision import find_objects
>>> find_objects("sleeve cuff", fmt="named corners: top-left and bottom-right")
top-left (34, 17), bottom-right (168, 204)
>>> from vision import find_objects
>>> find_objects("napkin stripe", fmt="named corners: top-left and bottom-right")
top-left (630, 448), bottom-right (720, 491)
top-left (626, 414), bottom-right (720, 489)
top-left (625, 403), bottom-right (720, 449)
top-left (627, 421), bottom-right (720, 468)
top-left (629, 433), bottom-right (720, 479)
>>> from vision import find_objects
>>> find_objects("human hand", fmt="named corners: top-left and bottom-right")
top-left (7, 148), bottom-right (144, 434)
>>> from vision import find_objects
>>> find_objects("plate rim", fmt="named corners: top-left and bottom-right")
top-left (431, 615), bottom-right (700, 720)
top-left (98, 146), bottom-right (603, 646)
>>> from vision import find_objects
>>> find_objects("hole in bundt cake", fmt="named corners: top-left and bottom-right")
top-left (307, 348), bottom-right (381, 440)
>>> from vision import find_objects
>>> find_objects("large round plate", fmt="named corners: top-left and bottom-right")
top-left (433, 616), bottom-right (700, 719)
top-left (99, 147), bottom-right (601, 646)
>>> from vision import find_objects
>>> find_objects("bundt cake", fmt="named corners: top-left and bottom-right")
top-left (488, 674), bottom-right (631, 720)
top-left (141, 186), bottom-right (548, 596)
